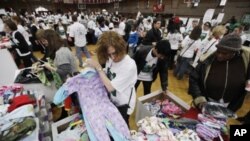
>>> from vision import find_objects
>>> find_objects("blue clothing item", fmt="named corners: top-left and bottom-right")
top-left (128, 32), bottom-right (139, 48)
top-left (82, 110), bottom-right (98, 141)
top-left (105, 120), bottom-right (130, 141)
top-left (53, 85), bottom-right (68, 105)
top-left (53, 68), bottom-right (96, 105)
top-left (75, 46), bottom-right (91, 66)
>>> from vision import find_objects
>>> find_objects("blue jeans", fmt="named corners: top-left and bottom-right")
top-left (174, 56), bottom-right (192, 79)
top-left (75, 46), bottom-right (91, 66)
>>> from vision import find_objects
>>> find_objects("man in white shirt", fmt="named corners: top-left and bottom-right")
top-left (118, 16), bottom-right (126, 37)
top-left (69, 15), bottom-right (90, 67)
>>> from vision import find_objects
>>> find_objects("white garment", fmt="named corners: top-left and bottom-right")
top-left (185, 26), bottom-right (193, 35)
top-left (241, 33), bottom-right (247, 44)
top-left (0, 18), bottom-right (4, 32)
top-left (192, 38), bottom-right (219, 68)
top-left (144, 23), bottom-right (152, 31)
top-left (94, 25), bottom-right (109, 38)
top-left (167, 32), bottom-right (183, 50)
top-left (87, 20), bottom-right (96, 30)
top-left (105, 55), bottom-right (137, 115)
top-left (61, 15), bottom-right (69, 25)
top-left (200, 38), bottom-right (218, 54)
top-left (66, 24), bottom-right (72, 34)
top-left (69, 22), bottom-right (87, 47)
top-left (180, 27), bottom-right (186, 34)
top-left (180, 36), bottom-right (201, 58)
top-left (138, 50), bottom-right (158, 81)
top-left (118, 21), bottom-right (126, 36)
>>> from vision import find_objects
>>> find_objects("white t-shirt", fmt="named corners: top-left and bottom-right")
top-left (118, 21), bottom-right (125, 36)
top-left (138, 50), bottom-right (158, 81)
top-left (144, 22), bottom-right (152, 31)
top-left (167, 32), bottom-right (183, 50)
top-left (105, 55), bottom-right (137, 115)
top-left (192, 38), bottom-right (219, 67)
top-left (87, 20), bottom-right (96, 30)
top-left (241, 33), bottom-right (247, 44)
top-left (69, 22), bottom-right (87, 47)
top-left (94, 25), bottom-right (109, 38)
top-left (180, 36), bottom-right (201, 58)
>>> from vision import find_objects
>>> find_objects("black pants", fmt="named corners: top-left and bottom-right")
top-left (21, 54), bottom-right (34, 67)
top-left (135, 80), bottom-right (153, 95)
top-left (169, 50), bottom-right (177, 69)
top-left (117, 105), bottom-right (130, 127)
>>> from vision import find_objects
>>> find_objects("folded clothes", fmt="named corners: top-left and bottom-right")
top-left (196, 124), bottom-right (221, 141)
top-left (136, 116), bottom-right (177, 141)
top-left (197, 114), bottom-right (226, 129)
top-left (176, 129), bottom-right (201, 141)
top-left (144, 99), bottom-right (184, 117)
top-left (202, 102), bottom-right (237, 119)
top-left (161, 99), bottom-right (183, 116)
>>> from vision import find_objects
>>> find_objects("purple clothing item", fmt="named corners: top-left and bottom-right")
top-left (65, 73), bottom-right (130, 141)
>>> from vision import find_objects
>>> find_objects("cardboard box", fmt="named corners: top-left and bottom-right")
top-left (51, 113), bottom-right (80, 141)
top-left (135, 90), bottom-right (190, 123)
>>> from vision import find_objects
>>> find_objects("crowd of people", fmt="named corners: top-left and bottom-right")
top-left (0, 9), bottom-right (250, 125)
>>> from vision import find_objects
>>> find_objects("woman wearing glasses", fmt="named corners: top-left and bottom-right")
top-left (86, 31), bottom-right (137, 126)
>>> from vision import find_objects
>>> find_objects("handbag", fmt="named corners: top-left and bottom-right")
top-left (116, 88), bottom-right (133, 112)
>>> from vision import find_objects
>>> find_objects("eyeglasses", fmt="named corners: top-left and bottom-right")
top-left (108, 51), bottom-right (117, 57)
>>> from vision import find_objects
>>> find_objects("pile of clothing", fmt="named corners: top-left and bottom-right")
top-left (144, 99), bottom-right (184, 117)
top-left (0, 84), bottom-right (52, 141)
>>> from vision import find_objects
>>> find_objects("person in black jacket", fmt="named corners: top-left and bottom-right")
top-left (189, 34), bottom-right (250, 112)
top-left (4, 19), bottom-right (35, 68)
top-left (134, 40), bottom-right (171, 95)
top-left (141, 18), bottom-right (162, 46)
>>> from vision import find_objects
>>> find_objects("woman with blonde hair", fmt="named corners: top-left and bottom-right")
top-left (86, 31), bottom-right (137, 126)
top-left (192, 25), bottom-right (227, 68)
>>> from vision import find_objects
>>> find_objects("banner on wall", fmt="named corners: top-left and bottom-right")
top-left (153, 4), bottom-right (164, 13)
top-left (216, 13), bottom-right (225, 23)
top-left (202, 9), bottom-right (215, 23)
